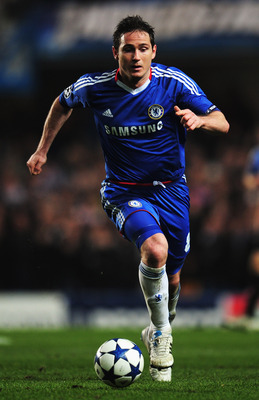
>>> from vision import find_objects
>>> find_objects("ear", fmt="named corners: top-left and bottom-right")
top-left (152, 44), bottom-right (157, 60)
top-left (112, 46), bottom-right (118, 60)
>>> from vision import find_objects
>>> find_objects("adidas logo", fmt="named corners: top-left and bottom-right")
top-left (102, 108), bottom-right (113, 118)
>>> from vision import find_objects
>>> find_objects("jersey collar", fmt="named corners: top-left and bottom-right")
top-left (115, 68), bottom-right (152, 95)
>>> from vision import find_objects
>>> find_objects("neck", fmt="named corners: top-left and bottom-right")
top-left (116, 69), bottom-right (152, 89)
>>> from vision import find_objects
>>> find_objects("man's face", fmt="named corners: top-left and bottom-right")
top-left (112, 30), bottom-right (157, 88)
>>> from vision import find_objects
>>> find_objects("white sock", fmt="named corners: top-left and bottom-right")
top-left (139, 261), bottom-right (171, 331)
top-left (168, 284), bottom-right (181, 323)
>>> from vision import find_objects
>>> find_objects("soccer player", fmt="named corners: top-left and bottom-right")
top-left (27, 15), bottom-right (229, 381)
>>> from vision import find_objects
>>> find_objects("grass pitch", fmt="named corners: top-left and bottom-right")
top-left (0, 327), bottom-right (258, 400)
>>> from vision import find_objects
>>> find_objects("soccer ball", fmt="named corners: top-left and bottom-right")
top-left (94, 338), bottom-right (144, 387)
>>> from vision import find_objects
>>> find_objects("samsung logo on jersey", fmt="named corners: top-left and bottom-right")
top-left (104, 121), bottom-right (163, 137)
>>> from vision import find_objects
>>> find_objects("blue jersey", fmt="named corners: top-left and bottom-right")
top-left (59, 63), bottom-right (218, 183)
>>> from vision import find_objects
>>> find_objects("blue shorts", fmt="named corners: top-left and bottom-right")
top-left (100, 177), bottom-right (190, 275)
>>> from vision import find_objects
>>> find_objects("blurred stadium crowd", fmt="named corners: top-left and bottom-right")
top-left (1, 0), bottom-right (259, 294)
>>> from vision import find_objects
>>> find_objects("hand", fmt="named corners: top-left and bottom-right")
top-left (174, 105), bottom-right (202, 132)
top-left (26, 152), bottom-right (47, 175)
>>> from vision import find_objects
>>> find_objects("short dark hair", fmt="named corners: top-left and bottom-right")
top-left (113, 15), bottom-right (155, 50)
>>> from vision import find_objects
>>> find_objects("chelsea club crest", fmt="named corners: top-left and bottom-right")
top-left (148, 104), bottom-right (164, 120)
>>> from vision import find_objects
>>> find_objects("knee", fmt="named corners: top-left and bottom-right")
top-left (141, 233), bottom-right (168, 268)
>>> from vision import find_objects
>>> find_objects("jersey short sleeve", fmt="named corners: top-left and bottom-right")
top-left (59, 74), bottom-right (91, 109)
top-left (167, 66), bottom-right (219, 115)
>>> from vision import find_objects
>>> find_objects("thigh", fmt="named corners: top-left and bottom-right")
top-left (124, 209), bottom-right (163, 249)
top-left (100, 180), bottom-right (161, 239)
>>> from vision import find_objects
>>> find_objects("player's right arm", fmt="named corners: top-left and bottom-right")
top-left (27, 97), bottom-right (73, 175)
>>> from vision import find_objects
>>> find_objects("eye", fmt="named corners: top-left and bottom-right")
top-left (141, 46), bottom-right (150, 53)
top-left (123, 46), bottom-right (134, 53)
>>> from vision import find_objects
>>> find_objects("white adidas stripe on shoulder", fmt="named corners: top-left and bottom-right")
top-left (74, 70), bottom-right (117, 91)
top-left (152, 66), bottom-right (201, 96)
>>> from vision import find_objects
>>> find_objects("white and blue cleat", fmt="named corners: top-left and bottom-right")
top-left (141, 326), bottom-right (173, 382)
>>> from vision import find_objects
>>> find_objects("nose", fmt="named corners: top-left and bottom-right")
top-left (133, 49), bottom-right (141, 60)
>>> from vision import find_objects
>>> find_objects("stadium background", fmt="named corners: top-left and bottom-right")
top-left (0, 0), bottom-right (259, 326)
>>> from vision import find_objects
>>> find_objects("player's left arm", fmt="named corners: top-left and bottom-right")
top-left (174, 105), bottom-right (229, 134)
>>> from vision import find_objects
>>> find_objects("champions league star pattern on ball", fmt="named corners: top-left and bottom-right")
top-left (60, 63), bottom-right (219, 184)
